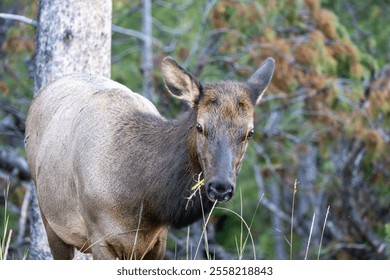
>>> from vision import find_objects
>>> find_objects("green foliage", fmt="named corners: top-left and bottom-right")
top-left (0, 1), bottom-right (35, 103)
top-left (323, 0), bottom-right (390, 68)
top-left (386, 224), bottom-right (390, 258)
top-left (1, 0), bottom-right (389, 260)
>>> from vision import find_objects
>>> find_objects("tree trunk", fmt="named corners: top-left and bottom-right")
top-left (29, 0), bottom-right (112, 260)
top-left (141, 0), bottom-right (154, 101)
top-left (296, 145), bottom-right (322, 257)
top-left (34, 0), bottom-right (111, 92)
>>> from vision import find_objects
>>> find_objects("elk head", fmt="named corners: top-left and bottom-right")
top-left (162, 57), bottom-right (275, 202)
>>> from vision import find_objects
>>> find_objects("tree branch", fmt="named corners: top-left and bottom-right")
top-left (0, 13), bottom-right (37, 26)
top-left (14, 182), bottom-right (32, 259)
top-left (0, 13), bottom-right (164, 48)
top-left (184, 0), bottom-right (218, 68)
top-left (252, 163), bottom-right (290, 222)
top-left (112, 24), bottom-right (162, 47)
top-left (155, 0), bottom-right (194, 11)
top-left (153, 17), bottom-right (192, 35)
top-left (0, 148), bottom-right (30, 180)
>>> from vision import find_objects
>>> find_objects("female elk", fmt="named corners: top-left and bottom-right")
top-left (25, 57), bottom-right (274, 259)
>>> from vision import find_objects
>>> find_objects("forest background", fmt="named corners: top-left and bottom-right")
top-left (0, 0), bottom-right (389, 260)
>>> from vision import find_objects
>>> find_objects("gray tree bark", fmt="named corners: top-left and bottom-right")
top-left (29, 0), bottom-right (112, 260)
top-left (296, 145), bottom-right (322, 257)
top-left (141, 0), bottom-right (154, 101)
top-left (34, 0), bottom-right (111, 92)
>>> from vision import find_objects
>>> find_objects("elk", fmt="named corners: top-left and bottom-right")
top-left (25, 57), bottom-right (275, 259)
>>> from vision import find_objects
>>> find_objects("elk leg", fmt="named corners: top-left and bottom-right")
top-left (142, 229), bottom-right (168, 260)
top-left (89, 233), bottom-right (124, 259)
top-left (90, 243), bottom-right (118, 260)
top-left (41, 214), bottom-right (74, 260)
top-left (142, 239), bottom-right (166, 259)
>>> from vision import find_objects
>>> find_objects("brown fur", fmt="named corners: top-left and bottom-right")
top-left (25, 57), bottom-right (274, 259)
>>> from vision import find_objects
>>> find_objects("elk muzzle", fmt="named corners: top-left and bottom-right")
top-left (202, 137), bottom-right (237, 202)
top-left (206, 178), bottom-right (235, 202)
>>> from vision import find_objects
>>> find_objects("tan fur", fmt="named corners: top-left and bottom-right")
top-left (25, 57), bottom-right (274, 259)
top-left (26, 74), bottom-right (163, 259)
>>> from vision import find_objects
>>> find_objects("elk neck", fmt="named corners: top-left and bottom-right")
top-left (120, 108), bottom-right (213, 228)
top-left (154, 109), bottom-right (214, 228)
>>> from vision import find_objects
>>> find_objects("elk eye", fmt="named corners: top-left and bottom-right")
top-left (196, 123), bottom-right (203, 134)
top-left (247, 128), bottom-right (255, 139)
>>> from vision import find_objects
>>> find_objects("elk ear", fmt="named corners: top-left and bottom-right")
top-left (247, 57), bottom-right (275, 105)
top-left (162, 57), bottom-right (201, 107)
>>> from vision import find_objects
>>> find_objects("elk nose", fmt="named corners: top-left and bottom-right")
top-left (206, 180), bottom-right (234, 202)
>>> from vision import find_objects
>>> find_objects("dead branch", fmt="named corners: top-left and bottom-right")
top-left (153, 17), bottom-right (192, 35)
top-left (16, 182), bottom-right (31, 246)
top-left (252, 163), bottom-right (290, 222)
top-left (0, 13), bottom-right (164, 48)
top-left (0, 13), bottom-right (37, 26)
top-left (183, 0), bottom-right (218, 68)
top-left (339, 139), bottom-right (388, 257)
top-left (155, 0), bottom-right (194, 11)
top-left (0, 148), bottom-right (30, 180)
top-left (112, 24), bottom-right (162, 47)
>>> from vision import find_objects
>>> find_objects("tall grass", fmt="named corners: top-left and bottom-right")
top-left (317, 205), bottom-right (330, 259)
top-left (194, 178), bottom-right (333, 260)
top-left (193, 198), bottom-right (218, 260)
top-left (215, 190), bottom-right (263, 260)
top-left (286, 180), bottom-right (330, 260)
top-left (1, 182), bottom-right (12, 260)
top-left (185, 178), bottom-right (332, 260)
top-left (290, 179), bottom-right (298, 259)
top-left (187, 185), bottom-right (262, 260)
top-left (19, 176), bottom-right (331, 260)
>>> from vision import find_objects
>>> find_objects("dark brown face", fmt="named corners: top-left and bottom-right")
top-left (195, 82), bottom-right (256, 202)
